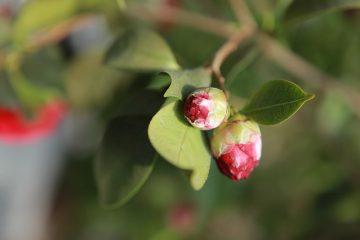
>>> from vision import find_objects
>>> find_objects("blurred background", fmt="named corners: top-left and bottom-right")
top-left (0, 0), bottom-right (360, 239)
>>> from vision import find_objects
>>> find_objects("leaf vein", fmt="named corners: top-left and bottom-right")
top-left (243, 97), bottom-right (308, 114)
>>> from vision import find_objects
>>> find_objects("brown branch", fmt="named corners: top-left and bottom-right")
top-left (210, 26), bottom-right (255, 96)
top-left (126, 5), bottom-right (236, 38)
top-left (26, 14), bottom-right (96, 50)
top-left (229, 0), bottom-right (256, 27)
top-left (127, 4), bottom-right (255, 98)
top-left (261, 34), bottom-right (360, 118)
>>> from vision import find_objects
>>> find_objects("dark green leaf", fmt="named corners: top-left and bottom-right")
top-left (240, 80), bottom-right (315, 125)
top-left (0, 17), bottom-right (10, 46)
top-left (147, 74), bottom-right (171, 90)
top-left (285, 0), bottom-right (360, 22)
top-left (0, 71), bottom-right (19, 107)
top-left (6, 68), bottom-right (60, 110)
top-left (225, 47), bottom-right (261, 88)
top-left (104, 89), bottom-right (164, 119)
top-left (148, 99), bottom-right (211, 190)
top-left (163, 68), bottom-right (212, 100)
top-left (22, 47), bottom-right (65, 92)
top-left (105, 29), bottom-right (180, 71)
top-left (95, 115), bottom-right (156, 208)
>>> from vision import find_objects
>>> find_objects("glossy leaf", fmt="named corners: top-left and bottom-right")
top-left (148, 99), bottom-right (211, 190)
top-left (95, 115), bottom-right (156, 208)
top-left (105, 29), bottom-right (180, 71)
top-left (285, 0), bottom-right (360, 22)
top-left (163, 68), bottom-right (212, 100)
top-left (240, 80), bottom-right (314, 125)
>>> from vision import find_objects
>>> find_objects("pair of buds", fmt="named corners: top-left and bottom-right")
top-left (184, 88), bottom-right (262, 181)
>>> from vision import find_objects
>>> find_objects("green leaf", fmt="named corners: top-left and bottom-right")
top-left (0, 17), bottom-right (11, 46)
top-left (6, 66), bottom-right (61, 110)
top-left (105, 29), bottom-right (180, 71)
top-left (104, 89), bottom-right (164, 119)
top-left (66, 52), bottom-right (131, 110)
top-left (285, 0), bottom-right (360, 22)
top-left (0, 71), bottom-right (19, 107)
top-left (116, 0), bottom-right (126, 10)
top-left (147, 74), bottom-right (171, 90)
top-left (13, 0), bottom-right (77, 45)
top-left (225, 47), bottom-right (261, 88)
top-left (163, 68), bottom-right (212, 100)
top-left (148, 99), bottom-right (211, 190)
top-left (240, 80), bottom-right (315, 125)
top-left (95, 115), bottom-right (156, 208)
top-left (22, 47), bottom-right (65, 92)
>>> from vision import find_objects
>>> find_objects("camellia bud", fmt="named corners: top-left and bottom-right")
top-left (184, 87), bottom-right (228, 130)
top-left (211, 114), bottom-right (262, 181)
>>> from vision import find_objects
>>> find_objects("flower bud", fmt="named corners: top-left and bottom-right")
top-left (211, 114), bottom-right (262, 181)
top-left (184, 87), bottom-right (228, 130)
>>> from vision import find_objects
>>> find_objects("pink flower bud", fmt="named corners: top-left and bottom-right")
top-left (211, 114), bottom-right (262, 181)
top-left (184, 87), bottom-right (228, 130)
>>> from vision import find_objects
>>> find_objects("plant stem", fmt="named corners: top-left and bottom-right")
top-left (229, 0), bottom-right (256, 27)
top-left (260, 34), bottom-right (360, 117)
top-left (126, 5), bottom-right (236, 38)
top-left (209, 26), bottom-right (255, 96)
top-left (207, 0), bottom-right (257, 97)
top-left (26, 14), bottom-right (95, 50)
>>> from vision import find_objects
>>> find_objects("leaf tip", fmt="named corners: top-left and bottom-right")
top-left (305, 93), bottom-right (315, 101)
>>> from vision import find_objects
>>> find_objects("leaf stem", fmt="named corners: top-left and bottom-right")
top-left (209, 26), bottom-right (255, 97)
top-left (207, 0), bottom-right (257, 97)
top-left (126, 4), bottom-right (236, 38)
top-left (26, 14), bottom-right (95, 50)
top-left (260, 34), bottom-right (360, 118)
top-left (228, 0), bottom-right (257, 27)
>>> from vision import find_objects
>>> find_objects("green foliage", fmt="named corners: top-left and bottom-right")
top-left (317, 92), bottom-right (352, 135)
top-left (0, 17), bottom-right (10, 46)
top-left (7, 69), bottom-right (60, 109)
top-left (225, 47), bottom-right (261, 88)
top-left (95, 115), bottom-right (156, 208)
top-left (7, 0), bottom-right (358, 238)
top-left (0, 71), bottom-right (18, 107)
top-left (66, 52), bottom-right (131, 110)
top-left (0, 0), bottom-right (335, 213)
top-left (22, 48), bottom-right (65, 91)
top-left (147, 74), bottom-right (171, 90)
top-left (105, 29), bottom-right (180, 71)
top-left (148, 99), bottom-right (212, 190)
top-left (5, 52), bottom-right (61, 109)
top-left (163, 68), bottom-right (212, 100)
top-left (13, 0), bottom-right (77, 45)
top-left (241, 80), bottom-right (314, 125)
top-left (285, 0), bottom-right (360, 22)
